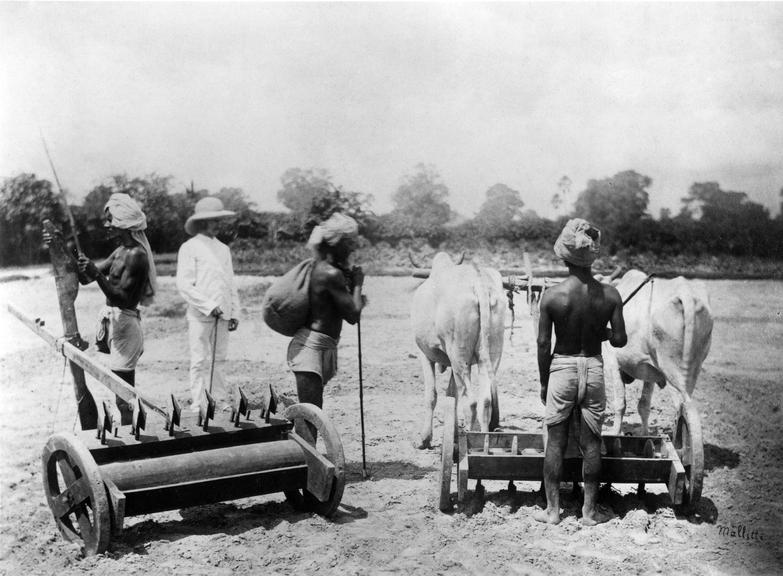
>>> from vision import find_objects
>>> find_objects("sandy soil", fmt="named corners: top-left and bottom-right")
top-left (0, 271), bottom-right (782, 576)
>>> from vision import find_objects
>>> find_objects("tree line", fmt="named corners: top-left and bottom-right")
top-left (1, 164), bottom-right (781, 267)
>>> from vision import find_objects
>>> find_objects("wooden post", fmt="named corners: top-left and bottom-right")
top-left (43, 219), bottom-right (98, 429)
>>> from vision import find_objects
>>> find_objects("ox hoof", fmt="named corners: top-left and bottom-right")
top-left (413, 437), bottom-right (432, 450)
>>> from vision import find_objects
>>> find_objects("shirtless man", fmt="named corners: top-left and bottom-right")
top-left (76, 193), bottom-right (157, 424)
top-left (534, 218), bottom-right (626, 526)
top-left (287, 213), bottom-right (365, 418)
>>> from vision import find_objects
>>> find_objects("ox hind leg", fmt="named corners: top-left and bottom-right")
top-left (416, 352), bottom-right (438, 449)
top-left (603, 352), bottom-right (627, 435)
top-left (473, 362), bottom-right (496, 434)
top-left (489, 379), bottom-right (500, 431)
top-left (638, 381), bottom-right (658, 435)
top-left (450, 363), bottom-right (478, 432)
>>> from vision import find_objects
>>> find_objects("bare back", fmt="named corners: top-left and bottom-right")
top-left (540, 275), bottom-right (624, 356)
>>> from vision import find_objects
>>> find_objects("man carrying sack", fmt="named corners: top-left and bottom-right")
top-left (286, 213), bottom-right (365, 420)
top-left (176, 196), bottom-right (240, 412)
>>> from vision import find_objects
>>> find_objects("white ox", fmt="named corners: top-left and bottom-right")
top-left (411, 253), bottom-right (507, 449)
top-left (601, 269), bottom-right (713, 435)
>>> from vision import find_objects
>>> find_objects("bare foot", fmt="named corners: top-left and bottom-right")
top-left (533, 508), bottom-right (561, 525)
top-left (580, 505), bottom-right (615, 526)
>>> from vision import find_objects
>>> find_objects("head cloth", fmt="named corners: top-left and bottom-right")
top-left (553, 218), bottom-right (601, 268)
top-left (307, 213), bottom-right (359, 248)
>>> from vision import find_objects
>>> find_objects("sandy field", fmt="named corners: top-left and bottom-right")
top-left (0, 269), bottom-right (782, 576)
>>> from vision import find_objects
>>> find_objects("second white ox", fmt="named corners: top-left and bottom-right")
top-left (602, 269), bottom-right (714, 435)
top-left (411, 252), bottom-right (507, 449)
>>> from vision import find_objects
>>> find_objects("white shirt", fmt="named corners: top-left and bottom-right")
top-left (176, 234), bottom-right (240, 320)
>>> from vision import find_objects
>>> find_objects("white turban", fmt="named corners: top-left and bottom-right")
top-left (104, 193), bottom-right (157, 305)
top-left (307, 213), bottom-right (359, 247)
top-left (105, 193), bottom-right (147, 231)
top-left (553, 218), bottom-right (601, 267)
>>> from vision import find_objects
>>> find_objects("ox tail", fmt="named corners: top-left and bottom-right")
top-left (474, 269), bottom-right (493, 373)
top-left (474, 268), bottom-right (499, 429)
top-left (678, 290), bottom-right (697, 399)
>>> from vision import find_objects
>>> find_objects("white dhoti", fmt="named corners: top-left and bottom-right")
top-left (97, 306), bottom-right (144, 371)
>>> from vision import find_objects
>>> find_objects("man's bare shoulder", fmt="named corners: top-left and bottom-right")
top-left (540, 281), bottom-right (569, 308)
top-left (311, 260), bottom-right (343, 285)
top-left (599, 281), bottom-right (623, 304)
top-left (124, 246), bottom-right (149, 270)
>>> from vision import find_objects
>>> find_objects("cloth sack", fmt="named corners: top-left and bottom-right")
top-left (95, 312), bottom-right (111, 354)
top-left (262, 259), bottom-right (314, 336)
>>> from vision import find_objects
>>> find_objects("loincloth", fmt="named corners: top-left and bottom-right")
top-left (287, 328), bottom-right (339, 385)
top-left (98, 306), bottom-right (143, 371)
top-left (545, 354), bottom-right (605, 437)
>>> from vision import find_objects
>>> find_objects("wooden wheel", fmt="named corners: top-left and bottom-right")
top-left (439, 396), bottom-right (456, 512)
top-left (673, 400), bottom-right (704, 513)
top-left (283, 403), bottom-right (345, 517)
top-left (41, 433), bottom-right (110, 556)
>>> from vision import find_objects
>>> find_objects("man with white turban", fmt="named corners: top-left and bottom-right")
top-left (534, 218), bottom-right (627, 526)
top-left (287, 212), bottom-right (365, 430)
top-left (77, 193), bottom-right (157, 425)
top-left (176, 196), bottom-right (240, 412)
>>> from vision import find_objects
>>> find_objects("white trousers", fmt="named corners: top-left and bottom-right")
top-left (187, 314), bottom-right (232, 407)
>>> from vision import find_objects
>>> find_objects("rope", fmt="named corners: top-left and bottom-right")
top-left (49, 356), bottom-right (68, 435)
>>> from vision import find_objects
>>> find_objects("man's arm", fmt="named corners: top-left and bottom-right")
top-left (325, 266), bottom-right (364, 325)
top-left (607, 288), bottom-right (627, 348)
top-left (536, 295), bottom-right (554, 404)
top-left (82, 248), bottom-right (148, 308)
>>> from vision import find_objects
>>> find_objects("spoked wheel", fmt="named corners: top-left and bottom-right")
top-left (673, 399), bottom-right (704, 513)
top-left (41, 433), bottom-right (110, 556)
top-left (283, 403), bottom-right (345, 517)
top-left (439, 396), bottom-right (456, 512)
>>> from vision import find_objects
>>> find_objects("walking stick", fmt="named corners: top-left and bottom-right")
top-left (357, 317), bottom-right (368, 479)
top-left (208, 315), bottom-right (219, 394)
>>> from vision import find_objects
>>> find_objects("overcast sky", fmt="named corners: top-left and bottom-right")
top-left (2, 2), bottom-right (782, 219)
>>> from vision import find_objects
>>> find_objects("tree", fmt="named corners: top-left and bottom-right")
top-left (275, 168), bottom-right (373, 240)
top-left (681, 182), bottom-right (772, 255)
top-left (0, 173), bottom-right (68, 265)
top-left (83, 174), bottom-right (185, 253)
top-left (552, 175), bottom-right (572, 215)
top-left (572, 170), bottom-right (652, 250)
top-left (390, 163), bottom-right (452, 234)
top-left (277, 168), bottom-right (334, 215)
top-left (474, 183), bottom-right (525, 239)
top-left (476, 183), bottom-right (524, 224)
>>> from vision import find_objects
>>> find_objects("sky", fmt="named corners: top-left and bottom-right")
top-left (2, 2), bottom-right (782, 219)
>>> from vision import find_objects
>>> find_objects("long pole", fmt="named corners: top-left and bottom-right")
top-left (40, 131), bottom-right (83, 254)
top-left (357, 318), bottom-right (368, 479)
top-left (208, 316), bottom-right (219, 394)
top-left (623, 273), bottom-right (655, 306)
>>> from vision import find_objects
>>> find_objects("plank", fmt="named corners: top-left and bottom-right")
top-left (289, 431), bottom-right (335, 502)
top-left (466, 454), bottom-right (675, 484)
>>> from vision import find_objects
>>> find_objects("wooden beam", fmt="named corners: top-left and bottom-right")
top-left (289, 431), bottom-right (335, 502)
top-left (43, 219), bottom-right (98, 429)
top-left (7, 303), bottom-right (168, 421)
top-left (466, 454), bottom-right (675, 484)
